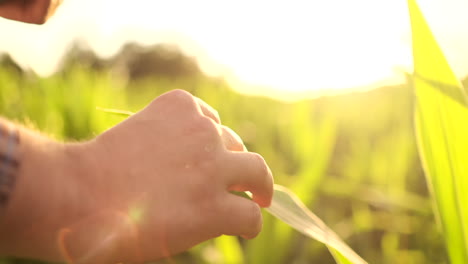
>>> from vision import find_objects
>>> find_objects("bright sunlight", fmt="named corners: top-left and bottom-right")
top-left (1, 0), bottom-right (468, 100)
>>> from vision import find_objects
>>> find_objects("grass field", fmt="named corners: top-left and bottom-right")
top-left (3, 1), bottom-right (468, 263)
top-left (1, 49), bottom-right (462, 263)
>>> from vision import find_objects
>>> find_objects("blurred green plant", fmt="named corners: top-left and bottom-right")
top-left (0, 1), bottom-right (459, 261)
top-left (265, 185), bottom-right (367, 264)
top-left (409, 0), bottom-right (468, 263)
top-left (1, 63), bottom-right (430, 263)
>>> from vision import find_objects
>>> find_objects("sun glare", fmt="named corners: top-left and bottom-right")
top-left (1, 0), bottom-right (468, 100)
top-left (94, 0), bottom-right (413, 98)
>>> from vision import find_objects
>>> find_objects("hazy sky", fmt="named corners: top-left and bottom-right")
top-left (1, 0), bottom-right (467, 99)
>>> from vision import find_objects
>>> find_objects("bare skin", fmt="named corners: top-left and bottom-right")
top-left (0, 4), bottom-right (274, 263)
top-left (0, 90), bottom-right (274, 263)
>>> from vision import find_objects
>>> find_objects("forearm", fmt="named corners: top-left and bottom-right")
top-left (0, 118), bottom-right (93, 260)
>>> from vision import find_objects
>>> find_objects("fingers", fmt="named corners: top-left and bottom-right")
top-left (152, 90), bottom-right (220, 124)
top-left (152, 90), bottom-right (245, 152)
top-left (195, 97), bottom-right (220, 124)
top-left (194, 96), bottom-right (245, 152)
top-left (219, 194), bottom-right (262, 239)
top-left (219, 125), bottom-right (246, 152)
top-left (222, 152), bottom-right (274, 207)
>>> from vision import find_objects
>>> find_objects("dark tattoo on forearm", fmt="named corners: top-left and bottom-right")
top-left (0, 122), bottom-right (20, 210)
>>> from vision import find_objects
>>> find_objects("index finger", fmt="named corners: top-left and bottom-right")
top-left (222, 152), bottom-right (274, 207)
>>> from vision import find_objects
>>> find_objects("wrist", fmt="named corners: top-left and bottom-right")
top-left (0, 126), bottom-right (99, 261)
top-left (56, 139), bottom-right (142, 264)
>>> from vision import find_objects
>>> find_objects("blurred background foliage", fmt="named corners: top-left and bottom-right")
top-left (1, 44), bottom-right (467, 264)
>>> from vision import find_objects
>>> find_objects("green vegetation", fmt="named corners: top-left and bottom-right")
top-left (409, 0), bottom-right (468, 263)
top-left (0, 57), bottom-right (452, 264)
top-left (1, 1), bottom-right (467, 263)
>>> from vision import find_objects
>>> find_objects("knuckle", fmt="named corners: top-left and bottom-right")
top-left (154, 89), bottom-right (195, 109)
top-left (252, 152), bottom-right (269, 176)
top-left (189, 121), bottom-right (222, 175)
top-left (233, 141), bottom-right (244, 151)
top-left (210, 108), bottom-right (221, 124)
top-left (222, 126), bottom-right (245, 151)
top-left (197, 116), bottom-right (218, 131)
top-left (166, 89), bottom-right (193, 100)
top-left (190, 116), bottom-right (219, 140)
top-left (213, 108), bottom-right (220, 119)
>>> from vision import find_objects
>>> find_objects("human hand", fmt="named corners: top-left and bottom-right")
top-left (60, 89), bottom-right (273, 263)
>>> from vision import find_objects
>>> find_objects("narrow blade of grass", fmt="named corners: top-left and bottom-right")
top-left (329, 247), bottom-right (355, 264)
top-left (96, 107), bottom-right (135, 116)
top-left (408, 0), bottom-right (468, 263)
top-left (264, 185), bottom-right (367, 264)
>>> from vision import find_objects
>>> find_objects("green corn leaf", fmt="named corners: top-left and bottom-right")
top-left (264, 185), bottom-right (367, 264)
top-left (96, 107), bottom-right (135, 116)
top-left (329, 247), bottom-right (355, 264)
top-left (408, 0), bottom-right (468, 263)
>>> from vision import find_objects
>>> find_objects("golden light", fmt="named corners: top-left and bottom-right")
top-left (1, 0), bottom-right (468, 100)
